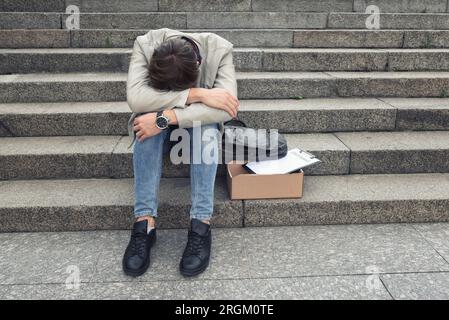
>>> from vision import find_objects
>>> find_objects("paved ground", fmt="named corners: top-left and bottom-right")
top-left (1, 222), bottom-right (449, 300)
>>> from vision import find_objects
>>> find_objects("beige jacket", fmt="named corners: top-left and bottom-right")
top-left (126, 28), bottom-right (237, 137)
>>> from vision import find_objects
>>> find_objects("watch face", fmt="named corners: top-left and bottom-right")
top-left (156, 116), bottom-right (168, 129)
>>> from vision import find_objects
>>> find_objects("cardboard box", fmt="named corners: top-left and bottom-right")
top-left (226, 163), bottom-right (304, 200)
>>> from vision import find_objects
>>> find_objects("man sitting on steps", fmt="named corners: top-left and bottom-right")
top-left (123, 28), bottom-right (239, 277)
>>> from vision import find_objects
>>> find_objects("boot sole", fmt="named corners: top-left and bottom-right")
top-left (179, 258), bottom-right (210, 277)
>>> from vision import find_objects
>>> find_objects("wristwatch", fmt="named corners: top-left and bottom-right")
top-left (155, 111), bottom-right (170, 130)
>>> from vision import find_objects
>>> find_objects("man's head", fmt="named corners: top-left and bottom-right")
top-left (148, 37), bottom-right (200, 91)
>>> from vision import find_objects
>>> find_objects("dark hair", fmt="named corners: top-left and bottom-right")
top-left (148, 38), bottom-right (199, 91)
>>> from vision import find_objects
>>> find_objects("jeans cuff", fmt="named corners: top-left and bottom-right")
top-left (190, 214), bottom-right (212, 221)
top-left (134, 211), bottom-right (158, 219)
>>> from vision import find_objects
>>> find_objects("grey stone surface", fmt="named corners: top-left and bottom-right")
top-left (0, 274), bottom-right (392, 300)
top-left (238, 224), bottom-right (449, 277)
top-left (68, 0), bottom-right (158, 12)
top-left (0, 30), bottom-right (70, 49)
top-left (244, 173), bottom-right (449, 226)
top-left (13, 48), bottom-right (449, 74)
top-left (159, 0), bottom-right (251, 11)
top-left (0, 136), bottom-right (121, 179)
top-left (0, 128), bottom-right (399, 180)
top-left (404, 31), bottom-right (449, 48)
top-left (0, 102), bottom-right (130, 136)
top-left (381, 273), bottom-right (449, 299)
top-left (237, 72), bottom-right (337, 99)
top-left (261, 48), bottom-right (388, 71)
top-left (71, 29), bottom-right (147, 48)
top-left (61, 13), bottom-right (187, 30)
top-left (413, 223), bottom-right (449, 261)
top-left (329, 13), bottom-right (449, 30)
top-left (353, 0), bottom-right (447, 13)
top-left (1, 0), bottom-right (65, 12)
top-left (335, 131), bottom-right (449, 174)
top-left (0, 282), bottom-right (180, 300)
top-left (0, 48), bottom-right (131, 74)
top-left (239, 98), bottom-right (396, 132)
top-left (4, 223), bottom-right (449, 299)
top-left (0, 231), bottom-right (100, 285)
top-left (0, 177), bottom-right (242, 232)
top-left (387, 49), bottom-right (449, 71)
top-left (0, 98), bottom-right (399, 138)
top-left (381, 97), bottom-right (449, 130)
top-left (0, 73), bottom-right (126, 103)
top-left (186, 12), bottom-right (328, 29)
top-left (293, 30), bottom-right (404, 48)
top-left (172, 275), bottom-right (391, 300)
top-left (252, 0), bottom-right (353, 12)
top-left (210, 29), bottom-right (294, 48)
top-left (0, 12), bottom-right (62, 29)
top-left (5, 72), bottom-right (449, 103)
top-left (70, 29), bottom-right (294, 48)
top-left (233, 49), bottom-right (263, 72)
top-left (329, 71), bottom-right (449, 98)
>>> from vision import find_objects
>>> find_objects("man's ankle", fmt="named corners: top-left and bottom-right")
top-left (136, 216), bottom-right (156, 228)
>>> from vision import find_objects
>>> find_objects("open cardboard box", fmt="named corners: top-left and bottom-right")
top-left (226, 162), bottom-right (304, 200)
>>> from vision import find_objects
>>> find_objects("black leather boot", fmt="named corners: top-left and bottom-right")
top-left (180, 219), bottom-right (212, 277)
top-left (122, 220), bottom-right (156, 277)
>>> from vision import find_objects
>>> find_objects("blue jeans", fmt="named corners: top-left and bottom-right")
top-left (133, 123), bottom-right (219, 221)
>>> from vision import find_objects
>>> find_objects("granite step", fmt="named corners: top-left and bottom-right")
top-left (4, 12), bottom-right (449, 30)
top-left (2, 0), bottom-right (448, 13)
top-left (0, 12), bottom-right (328, 30)
top-left (2, 72), bottom-right (449, 103)
top-left (3, 29), bottom-right (449, 49)
top-left (1, 172), bottom-right (449, 232)
top-left (5, 48), bottom-right (449, 73)
top-left (3, 98), bottom-right (449, 137)
top-left (1, 130), bottom-right (449, 180)
top-left (0, 133), bottom-right (350, 179)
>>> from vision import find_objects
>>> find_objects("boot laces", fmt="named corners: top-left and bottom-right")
top-left (130, 231), bottom-right (148, 257)
top-left (185, 231), bottom-right (207, 257)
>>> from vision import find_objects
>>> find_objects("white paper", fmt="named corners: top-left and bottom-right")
top-left (244, 148), bottom-right (321, 175)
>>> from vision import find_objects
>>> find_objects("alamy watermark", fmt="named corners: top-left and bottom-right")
top-left (365, 5), bottom-right (381, 30)
top-left (65, 265), bottom-right (81, 290)
top-left (65, 5), bottom-right (80, 30)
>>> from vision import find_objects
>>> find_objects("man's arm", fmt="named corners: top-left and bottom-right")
top-left (172, 49), bottom-right (239, 128)
top-left (126, 39), bottom-right (191, 113)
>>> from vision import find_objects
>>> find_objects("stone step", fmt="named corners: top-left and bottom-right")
top-left (3, 29), bottom-right (449, 49)
top-left (1, 131), bottom-right (449, 180)
top-left (3, 12), bottom-right (449, 30)
top-left (3, 98), bottom-right (449, 137)
top-left (5, 48), bottom-right (449, 73)
top-left (2, 0), bottom-right (448, 13)
top-left (0, 133), bottom-right (349, 179)
top-left (329, 13), bottom-right (449, 29)
top-left (1, 172), bottom-right (449, 231)
top-left (2, 72), bottom-right (449, 103)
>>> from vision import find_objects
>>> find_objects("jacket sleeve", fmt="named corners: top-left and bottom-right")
top-left (126, 39), bottom-right (190, 113)
top-left (173, 48), bottom-right (238, 128)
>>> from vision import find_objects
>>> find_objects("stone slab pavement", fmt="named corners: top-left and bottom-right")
top-left (2, 222), bottom-right (449, 300)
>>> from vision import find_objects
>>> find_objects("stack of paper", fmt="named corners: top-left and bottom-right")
top-left (244, 148), bottom-right (321, 175)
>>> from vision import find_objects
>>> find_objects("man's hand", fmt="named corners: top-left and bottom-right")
top-left (188, 88), bottom-right (239, 118)
top-left (133, 112), bottom-right (161, 142)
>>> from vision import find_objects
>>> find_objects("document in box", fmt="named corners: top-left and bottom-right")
top-left (244, 148), bottom-right (321, 175)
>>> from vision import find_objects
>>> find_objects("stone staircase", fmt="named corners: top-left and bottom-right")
top-left (1, 0), bottom-right (449, 232)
